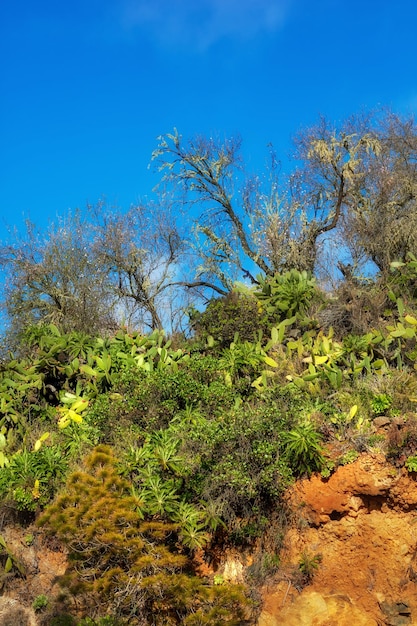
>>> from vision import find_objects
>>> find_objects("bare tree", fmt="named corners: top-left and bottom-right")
top-left (341, 110), bottom-right (417, 274)
top-left (0, 202), bottom-right (195, 338)
top-left (91, 201), bottom-right (191, 331)
top-left (152, 131), bottom-right (272, 290)
top-left (0, 212), bottom-right (117, 338)
top-left (151, 124), bottom-right (382, 288)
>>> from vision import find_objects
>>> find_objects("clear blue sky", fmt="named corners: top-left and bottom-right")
top-left (1, 0), bottom-right (417, 237)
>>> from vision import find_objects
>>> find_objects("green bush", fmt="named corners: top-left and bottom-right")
top-left (86, 357), bottom-right (237, 441)
top-left (255, 269), bottom-right (321, 324)
top-left (190, 292), bottom-right (268, 348)
top-left (371, 393), bottom-right (392, 415)
top-left (405, 455), bottom-right (417, 472)
top-left (0, 445), bottom-right (68, 512)
top-left (298, 551), bottom-right (322, 582)
top-left (176, 401), bottom-right (293, 532)
top-left (32, 594), bottom-right (49, 611)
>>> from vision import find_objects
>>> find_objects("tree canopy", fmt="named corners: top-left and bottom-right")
top-left (1, 108), bottom-right (417, 339)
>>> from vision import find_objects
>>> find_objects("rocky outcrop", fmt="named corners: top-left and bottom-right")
top-left (289, 453), bottom-right (417, 524)
top-left (259, 454), bottom-right (417, 625)
top-left (0, 526), bottom-right (67, 624)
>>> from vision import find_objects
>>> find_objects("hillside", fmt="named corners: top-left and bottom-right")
top-left (1, 454), bottom-right (417, 625)
top-left (1, 265), bottom-right (417, 624)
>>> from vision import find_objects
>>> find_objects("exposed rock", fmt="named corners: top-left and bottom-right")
top-left (222, 555), bottom-right (245, 583)
top-left (288, 453), bottom-right (407, 525)
top-left (259, 590), bottom-right (377, 626)
top-left (390, 473), bottom-right (417, 509)
top-left (0, 525), bottom-right (67, 605)
top-left (259, 454), bottom-right (417, 625)
top-left (373, 415), bottom-right (391, 429)
top-left (0, 597), bottom-right (37, 626)
top-left (381, 600), bottom-right (412, 626)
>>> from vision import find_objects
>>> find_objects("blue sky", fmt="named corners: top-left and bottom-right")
top-left (1, 0), bottom-right (417, 237)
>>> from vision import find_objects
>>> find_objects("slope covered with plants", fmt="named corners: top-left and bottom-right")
top-left (1, 109), bottom-right (417, 624)
top-left (1, 257), bottom-right (417, 623)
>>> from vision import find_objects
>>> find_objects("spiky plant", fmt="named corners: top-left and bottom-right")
top-left (281, 420), bottom-right (325, 476)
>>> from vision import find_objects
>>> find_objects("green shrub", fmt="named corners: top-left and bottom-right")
top-left (298, 551), bottom-right (322, 582)
top-left (86, 357), bottom-right (237, 441)
top-left (371, 393), bottom-right (392, 415)
top-left (0, 445), bottom-right (68, 512)
top-left (338, 450), bottom-right (359, 466)
top-left (32, 594), bottom-right (49, 611)
top-left (177, 401), bottom-right (293, 532)
top-left (190, 292), bottom-right (268, 348)
top-left (405, 455), bottom-right (417, 472)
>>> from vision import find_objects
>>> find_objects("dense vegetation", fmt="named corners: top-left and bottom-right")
top-left (1, 109), bottom-right (417, 624)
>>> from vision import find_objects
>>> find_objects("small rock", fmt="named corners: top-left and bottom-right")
top-left (0, 597), bottom-right (37, 626)
top-left (380, 600), bottom-right (412, 625)
top-left (222, 556), bottom-right (244, 583)
top-left (373, 416), bottom-right (391, 428)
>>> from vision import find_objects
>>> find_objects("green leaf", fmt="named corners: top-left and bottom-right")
top-left (4, 556), bottom-right (13, 573)
top-left (34, 432), bottom-right (50, 452)
top-left (372, 359), bottom-right (386, 369)
top-left (293, 377), bottom-right (306, 389)
top-left (397, 298), bottom-right (405, 317)
top-left (96, 354), bottom-right (111, 372)
top-left (67, 410), bottom-right (83, 423)
top-left (264, 355), bottom-right (278, 368)
top-left (271, 327), bottom-right (279, 344)
top-left (302, 373), bottom-right (320, 382)
top-left (390, 329), bottom-right (406, 338)
top-left (70, 398), bottom-right (88, 413)
top-left (251, 376), bottom-right (264, 390)
top-left (80, 364), bottom-right (97, 377)
top-left (348, 405), bottom-right (358, 420)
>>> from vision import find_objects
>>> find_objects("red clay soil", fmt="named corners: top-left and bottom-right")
top-left (259, 454), bottom-right (417, 625)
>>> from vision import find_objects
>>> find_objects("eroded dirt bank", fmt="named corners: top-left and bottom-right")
top-left (259, 454), bottom-right (417, 625)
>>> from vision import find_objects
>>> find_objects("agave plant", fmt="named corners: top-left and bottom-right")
top-left (281, 420), bottom-right (325, 476)
top-left (255, 269), bottom-right (319, 322)
top-left (218, 338), bottom-right (266, 384)
top-left (179, 518), bottom-right (211, 551)
top-left (139, 474), bottom-right (179, 517)
top-left (149, 430), bottom-right (185, 475)
top-left (169, 501), bottom-right (210, 550)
